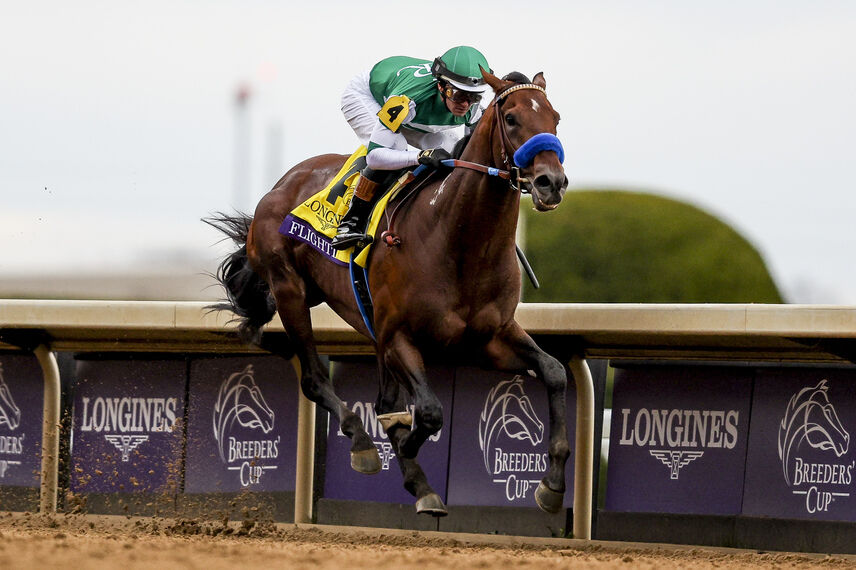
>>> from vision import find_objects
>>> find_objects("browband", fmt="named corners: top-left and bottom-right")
top-left (494, 83), bottom-right (546, 101)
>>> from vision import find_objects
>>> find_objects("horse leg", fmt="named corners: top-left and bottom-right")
top-left (485, 322), bottom-right (570, 514)
top-left (375, 362), bottom-right (447, 516)
top-left (380, 331), bottom-right (443, 461)
top-left (269, 278), bottom-right (381, 474)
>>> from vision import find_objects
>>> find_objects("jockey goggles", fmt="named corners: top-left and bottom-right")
top-left (443, 84), bottom-right (482, 105)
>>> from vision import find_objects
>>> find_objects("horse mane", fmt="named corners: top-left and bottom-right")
top-left (451, 134), bottom-right (471, 158)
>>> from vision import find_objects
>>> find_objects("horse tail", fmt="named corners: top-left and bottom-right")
top-left (204, 212), bottom-right (277, 346)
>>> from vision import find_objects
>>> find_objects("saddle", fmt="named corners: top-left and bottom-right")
top-left (279, 147), bottom-right (429, 266)
top-left (279, 147), bottom-right (436, 339)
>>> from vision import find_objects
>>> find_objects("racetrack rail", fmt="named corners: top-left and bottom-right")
top-left (2, 300), bottom-right (856, 542)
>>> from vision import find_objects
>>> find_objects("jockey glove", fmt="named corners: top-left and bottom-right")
top-left (417, 148), bottom-right (452, 170)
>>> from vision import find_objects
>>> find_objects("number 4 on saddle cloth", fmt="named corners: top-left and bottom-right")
top-left (278, 146), bottom-right (421, 340)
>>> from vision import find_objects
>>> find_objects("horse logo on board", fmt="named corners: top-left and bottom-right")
top-left (478, 375), bottom-right (547, 502)
top-left (0, 364), bottom-right (21, 431)
top-left (0, 363), bottom-right (23, 479)
top-left (212, 365), bottom-right (281, 487)
top-left (776, 380), bottom-right (853, 514)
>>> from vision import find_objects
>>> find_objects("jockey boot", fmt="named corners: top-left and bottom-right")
top-left (331, 172), bottom-right (380, 250)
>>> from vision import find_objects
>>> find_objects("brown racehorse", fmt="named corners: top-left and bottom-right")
top-left (206, 69), bottom-right (569, 516)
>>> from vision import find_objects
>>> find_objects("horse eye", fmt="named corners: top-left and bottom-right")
top-left (505, 113), bottom-right (516, 126)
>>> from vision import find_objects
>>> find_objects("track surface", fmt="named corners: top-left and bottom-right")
top-left (1, 512), bottom-right (853, 569)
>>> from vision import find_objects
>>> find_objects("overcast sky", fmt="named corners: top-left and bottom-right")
top-left (2, 1), bottom-right (854, 303)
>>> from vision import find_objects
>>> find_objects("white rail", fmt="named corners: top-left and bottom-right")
top-left (3, 300), bottom-right (856, 540)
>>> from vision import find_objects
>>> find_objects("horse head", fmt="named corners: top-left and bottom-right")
top-left (481, 69), bottom-right (568, 212)
top-left (478, 375), bottom-right (546, 474)
top-left (213, 364), bottom-right (275, 461)
top-left (777, 379), bottom-right (850, 484)
top-left (0, 364), bottom-right (22, 431)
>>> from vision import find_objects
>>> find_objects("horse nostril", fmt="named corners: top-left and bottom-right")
top-left (534, 174), bottom-right (552, 190)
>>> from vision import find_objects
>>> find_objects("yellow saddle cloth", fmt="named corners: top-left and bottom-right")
top-left (278, 146), bottom-right (407, 268)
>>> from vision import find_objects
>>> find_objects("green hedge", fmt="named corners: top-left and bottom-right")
top-left (520, 189), bottom-right (783, 303)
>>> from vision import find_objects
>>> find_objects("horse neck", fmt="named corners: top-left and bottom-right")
top-left (438, 106), bottom-right (521, 252)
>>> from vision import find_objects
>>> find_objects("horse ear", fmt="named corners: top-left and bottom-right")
top-left (533, 72), bottom-right (547, 89)
top-left (481, 66), bottom-right (504, 92)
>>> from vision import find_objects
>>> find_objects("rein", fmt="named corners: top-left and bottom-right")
top-left (441, 158), bottom-right (512, 180)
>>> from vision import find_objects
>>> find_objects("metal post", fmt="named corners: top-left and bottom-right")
top-left (569, 355), bottom-right (594, 540)
top-left (34, 344), bottom-right (60, 514)
top-left (232, 84), bottom-right (252, 212)
top-left (291, 356), bottom-right (316, 524)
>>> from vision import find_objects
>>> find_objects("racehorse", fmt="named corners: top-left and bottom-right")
top-left (478, 375), bottom-right (545, 474)
top-left (213, 364), bottom-right (275, 462)
top-left (778, 379), bottom-right (850, 485)
top-left (207, 69), bottom-right (569, 516)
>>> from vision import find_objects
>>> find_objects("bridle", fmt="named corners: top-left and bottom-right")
top-left (494, 83), bottom-right (549, 168)
top-left (443, 82), bottom-right (563, 193)
top-left (381, 82), bottom-right (563, 250)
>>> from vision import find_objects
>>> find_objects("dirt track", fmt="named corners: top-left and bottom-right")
top-left (1, 512), bottom-right (853, 569)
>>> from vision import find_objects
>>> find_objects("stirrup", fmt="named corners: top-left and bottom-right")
top-left (331, 231), bottom-right (372, 250)
top-left (331, 192), bottom-right (375, 250)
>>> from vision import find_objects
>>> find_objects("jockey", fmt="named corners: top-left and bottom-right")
top-left (331, 46), bottom-right (491, 250)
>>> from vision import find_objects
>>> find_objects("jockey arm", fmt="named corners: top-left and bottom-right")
top-left (365, 122), bottom-right (420, 170)
top-left (364, 93), bottom-right (419, 170)
top-left (364, 93), bottom-right (483, 171)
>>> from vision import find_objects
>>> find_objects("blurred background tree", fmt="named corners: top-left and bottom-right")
top-left (520, 189), bottom-right (783, 303)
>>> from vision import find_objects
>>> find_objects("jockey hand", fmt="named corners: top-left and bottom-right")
top-left (417, 148), bottom-right (452, 170)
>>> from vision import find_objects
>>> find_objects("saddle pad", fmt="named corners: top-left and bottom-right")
top-left (279, 146), bottom-right (404, 268)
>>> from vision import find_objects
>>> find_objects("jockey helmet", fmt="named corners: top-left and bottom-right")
top-left (431, 46), bottom-right (490, 93)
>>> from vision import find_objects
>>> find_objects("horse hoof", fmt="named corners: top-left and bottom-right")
top-left (534, 481), bottom-right (564, 514)
top-left (350, 448), bottom-right (381, 474)
top-left (415, 493), bottom-right (448, 517)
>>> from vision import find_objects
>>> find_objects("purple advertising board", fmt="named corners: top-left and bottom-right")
top-left (323, 360), bottom-right (454, 504)
top-left (0, 355), bottom-right (43, 488)
top-left (743, 368), bottom-right (856, 521)
top-left (71, 359), bottom-right (186, 494)
top-left (605, 365), bottom-right (752, 515)
top-left (185, 356), bottom-right (299, 493)
top-left (447, 368), bottom-right (575, 508)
